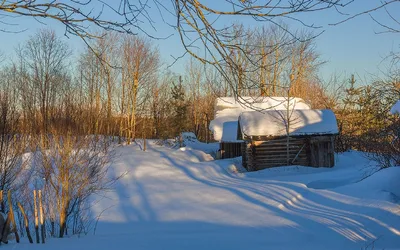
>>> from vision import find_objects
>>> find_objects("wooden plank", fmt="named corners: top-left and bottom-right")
top-left (255, 161), bottom-right (310, 168)
top-left (254, 160), bottom-right (310, 165)
top-left (255, 148), bottom-right (303, 152)
top-left (255, 149), bottom-right (303, 153)
top-left (255, 146), bottom-right (305, 151)
top-left (256, 142), bottom-right (305, 146)
top-left (255, 159), bottom-right (309, 164)
top-left (251, 136), bottom-right (307, 142)
top-left (254, 148), bottom-right (304, 153)
top-left (255, 162), bottom-right (310, 168)
top-left (254, 159), bottom-right (309, 164)
top-left (254, 137), bottom-right (305, 143)
top-left (257, 144), bottom-right (303, 147)
top-left (254, 141), bottom-right (306, 147)
top-left (255, 154), bottom-right (307, 160)
top-left (255, 142), bottom-right (305, 146)
top-left (254, 152), bottom-right (306, 157)
top-left (255, 159), bottom-right (310, 165)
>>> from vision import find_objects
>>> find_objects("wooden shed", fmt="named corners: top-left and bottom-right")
top-left (238, 109), bottom-right (338, 171)
top-left (209, 96), bottom-right (311, 159)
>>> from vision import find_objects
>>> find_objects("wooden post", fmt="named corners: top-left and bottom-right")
top-left (17, 202), bottom-right (33, 243)
top-left (39, 190), bottom-right (45, 243)
top-left (33, 190), bottom-right (40, 243)
top-left (7, 190), bottom-right (19, 243)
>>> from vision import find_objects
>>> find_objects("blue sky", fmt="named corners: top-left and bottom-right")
top-left (0, 1), bottom-right (399, 83)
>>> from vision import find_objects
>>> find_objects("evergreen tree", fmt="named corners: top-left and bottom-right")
top-left (343, 75), bottom-right (361, 110)
top-left (336, 74), bottom-right (363, 150)
top-left (171, 76), bottom-right (188, 136)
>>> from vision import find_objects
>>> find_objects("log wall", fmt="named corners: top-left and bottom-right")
top-left (243, 136), bottom-right (335, 171)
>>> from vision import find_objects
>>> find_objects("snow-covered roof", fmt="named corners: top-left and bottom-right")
top-left (391, 100), bottom-right (400, 115)
top-left (239, 109), bottom-right (338, 138)
top-left (209, 97), bottom-right (311, 142)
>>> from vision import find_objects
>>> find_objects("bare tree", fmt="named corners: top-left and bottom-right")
top-left (184, 59), bottom-right (217, 141)
top-left (17, 29), bottom-right (71, 136)
top-left (149, 72), bottom-right (175, 139)
top-left (77, 32), bottom-right (120, 136)
top-left (121, 35), bottom-right (159, 144)
top-left (186, 59), bottom-right (203, 137)
top-left (0, 68), bottom-right (27, 212)
top-left (77, 45), bottom-right (103, 135)
top-left (93, 33), bottom-right (120, 137)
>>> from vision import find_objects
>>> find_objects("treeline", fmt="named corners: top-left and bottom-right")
top-left (0, 25), bottom-right (333, 142)
top-left (0, 30), bottom-right (221, 142)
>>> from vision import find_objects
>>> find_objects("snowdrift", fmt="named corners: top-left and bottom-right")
top-left (6, 142), bottom-right (400, 250)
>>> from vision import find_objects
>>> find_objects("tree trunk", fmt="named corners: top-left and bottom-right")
top-left (106, 69), bottom-right (112, 137)
top-left (260, 47), bottom-right (267, 96)
top-left (59, 210), bottom-right (66, 238)
top-left (119, 73), bottom-right (126, 144)
top-left (7, 190), bottom-right (19, 243)
top-left (143, 134), bottom-right (146, 152)
top-left (39, 190), bottom-right (45, 243)
top-left (17, 202), bottom-right (33, 243)
top-left (272, 46), bottom-right (280, 95)
top-left (59, 177), bottom-right (70, 238)
top-left (33, 190), bottom-right (39, 243)
top-left (59, 198), bottom-right (69, 238)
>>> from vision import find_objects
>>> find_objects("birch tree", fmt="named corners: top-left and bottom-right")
top-left (121, 36), bottom-right (159, 144)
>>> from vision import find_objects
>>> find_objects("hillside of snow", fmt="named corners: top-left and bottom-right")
top-left (6, 140), bottom-right (400, 250)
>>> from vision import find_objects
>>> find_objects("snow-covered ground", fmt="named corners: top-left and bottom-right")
top-left (8, 140), bottom-right (400, 250)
